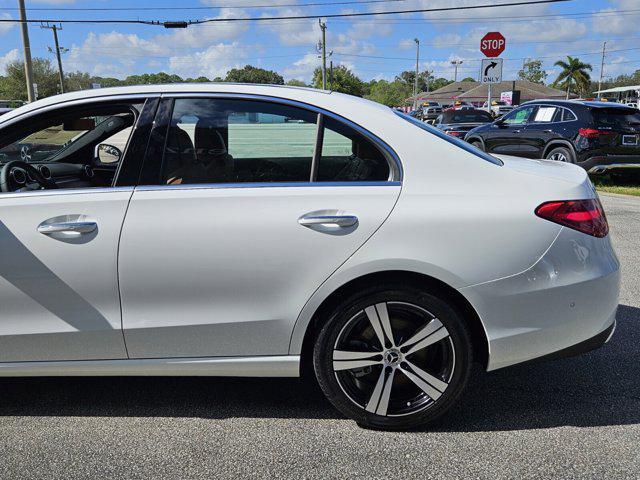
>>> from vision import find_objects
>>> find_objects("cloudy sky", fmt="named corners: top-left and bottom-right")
top-left (0, 0), bottom-right (637, 84)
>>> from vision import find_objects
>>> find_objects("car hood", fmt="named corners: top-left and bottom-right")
top-left (495, 154), bottom-right (590, 186)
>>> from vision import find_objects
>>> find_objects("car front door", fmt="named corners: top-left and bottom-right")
top-left (484, 105), bottom-right (536, 156)
top-left (119, 96), bottom-right (401, 359)
top-left (0, 98), bottom-right (154, 362)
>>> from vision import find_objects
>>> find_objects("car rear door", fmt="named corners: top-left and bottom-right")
top-left (518, 105), bottom-right (561, 158)
top-left (119, 96), bottom-right (401, 359)
top-left (0, 97), bottom-right (156, 362)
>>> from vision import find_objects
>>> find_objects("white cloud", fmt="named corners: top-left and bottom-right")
top-left (168, 42), bottom-right (249, 79)
top-left (593, 0), bottom-right (638, 35)
top-left (0, 13), bottom-right (15, 36)
top-left (0, 49), bottom-right (19, 74)
top-left (283, 53), bottom-right (319, 81)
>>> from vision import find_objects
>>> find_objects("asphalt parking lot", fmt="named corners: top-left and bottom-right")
top-left (0, 192), bottom-right (638, 480)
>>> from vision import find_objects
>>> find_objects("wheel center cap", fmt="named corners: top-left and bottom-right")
top-left (384, 348), bottom-right (402, 366)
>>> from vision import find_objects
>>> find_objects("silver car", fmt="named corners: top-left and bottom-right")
top-left (0, 84), bottom-right (620, 430)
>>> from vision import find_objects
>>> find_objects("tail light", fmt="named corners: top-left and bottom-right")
top-left (535, 199), bottom-right (608, 237)
top-left (446, 131), bottom-right (465, 137)
top-left (578, 128), bottom-right (615, 139)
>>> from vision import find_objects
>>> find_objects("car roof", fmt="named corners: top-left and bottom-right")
top-left (523, 99), bottom-right (636, 110)
top-left (0, 83), bottom-right (393, 127)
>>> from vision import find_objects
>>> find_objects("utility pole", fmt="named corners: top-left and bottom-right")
top-left (319, 19), bottom-right (327, 90)
top-left (42, 23), bottom-right (67, 94)
top-left (329, 60), bottom-right (333, 91)
top-left (413, 38), bottom-right (419, 111)
top-left (18, 0), bottom-right (35, 102)
top-left (451, 60), bottom-right (463, 82)
top-left (597, 41), bottom-right (607, 100)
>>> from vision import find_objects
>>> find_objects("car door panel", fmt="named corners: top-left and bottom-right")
top-left (119, 184), bottom-right (400, 358)
top-left (0, 189), bottom-right (132, 361)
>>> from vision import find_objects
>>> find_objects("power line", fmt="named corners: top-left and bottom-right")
top-left (0, 0), bottom-right (411, 12)
top-left (0, 0), bottom-right (572, 27)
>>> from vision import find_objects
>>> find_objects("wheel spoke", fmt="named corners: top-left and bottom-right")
top-left (403, 325), bottom-right (449, 356)
top-left (399, 318), bottom-right (442, 349)
top-left (375, 302), bottom-right (395, 347)
top-left (365, 367), bottom-right (395, 415)
top-left (364, 305), bottom-right (390, 348)
top-left (333, 350), bottom-right (382, 371)
top-left (404, 360), bottom-right (448, 393)
top-left (398, 363), bottom-right (444, 401)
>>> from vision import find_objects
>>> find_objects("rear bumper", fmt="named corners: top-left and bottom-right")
top-left (461, 227), bottom-right (620, 371)
top-left (579, 154), bottom-right (640, 173)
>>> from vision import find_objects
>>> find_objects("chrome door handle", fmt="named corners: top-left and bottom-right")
top-left (298, 215), bottom-right (358, 228)
top-left (37, 221), bottom-right (97, 235)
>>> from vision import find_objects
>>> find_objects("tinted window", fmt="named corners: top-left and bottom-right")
top-left (317, 116), bottom-right (390, 182)
top-left (562, 108), bottom-right (577, 121)
top-left (395, 110), bottom-right (502, 166)
top-left (162, 99), bottom-right (317, 185)
top-left (441, 111), bottom-right (493, 123)
top-left (593, 108), bottom-right (640, 128)
top-left (502, 106), bottom-right (535, 125)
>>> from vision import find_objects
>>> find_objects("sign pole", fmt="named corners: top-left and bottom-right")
top-left (487, 84), bottom-right (491, 112)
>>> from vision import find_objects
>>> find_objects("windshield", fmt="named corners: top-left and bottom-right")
top-left (441, 111), bottom-right (493, 123)
top-left (593, 108), bottom-right (640, 128)
top-left (394, 110), bottom-right (502, 166)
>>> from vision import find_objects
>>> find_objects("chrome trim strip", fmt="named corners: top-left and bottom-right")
top-left (136, 181), bottom-right (402, 192)
top-left (159, 92), bottom-right (403, 181)
top-left (0, 93), bottom-right (161, 129)
top-left (0, 355), bottom-right (301, 377)
top-left (0, 186), bottom-right (134, 200)
top-left (589, 163), bottom-right (640, 173)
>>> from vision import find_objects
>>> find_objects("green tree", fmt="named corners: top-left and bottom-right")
top-left (518, 59), bottom-right (547, 84)
top-left (286, 79), bottom-right (308, 87)
top-left (185, 76), bottom-right (211, 83)
top-left (430, 77), bottom-right (455, 91)
top-left (0, 57), bottom-right (60, 100)
top-left (459, 77), bottom-right (476, 82)
top-left (313, 65), bottom-right (365, 96)
top-left (395, 70), bottom-right (432, 93)
top-left (553, 56), bottom-right (592, 98)
top-left (365, 79), bottom-right (412, 106)
top-left (225, 65), bottom-right (284, 84)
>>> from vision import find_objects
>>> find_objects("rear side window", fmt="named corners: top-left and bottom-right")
top-left (562, 108), bottom-right (577, 121)
top-left (395, 110), bottom-right (502, 166)
top-left (532, 106), bottom-right (558, 123)
top-left (158, 98), bottom-right (394, 186)
top-left (317, 116), bottom-right (390, 182)
top-left (593, 108), bottom-right (640, 129)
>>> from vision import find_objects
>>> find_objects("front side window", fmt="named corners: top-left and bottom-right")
top-left (160, 98), bottom-right (393, 185)
top-left (0, 102), bottom-right (143, 193)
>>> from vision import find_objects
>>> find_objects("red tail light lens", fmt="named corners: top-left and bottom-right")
top-left (578, 128), bottom-right (615, 139)
top-left (535, 199), bottom-right (608, 237)
top-left (446, 131), bottom-right (465, 137)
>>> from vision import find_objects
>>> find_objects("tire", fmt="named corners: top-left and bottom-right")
top-left (545, 145), bottom-right (574, 163)
top-left (313, 284), bottom-right (473, 430)
top-left (470, 140), bottom-right (484, 151)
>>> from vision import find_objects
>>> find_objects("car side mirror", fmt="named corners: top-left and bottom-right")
top-left (95, 143), bottom-right (122, 164)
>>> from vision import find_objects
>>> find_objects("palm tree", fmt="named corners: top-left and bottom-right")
top-left (553, 56), bottom-right (593, 99)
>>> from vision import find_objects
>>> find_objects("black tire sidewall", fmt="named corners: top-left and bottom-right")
top-left (313, 285), bottom-right (472, 430)
top-left (546, 146), bottom-right (575, 163)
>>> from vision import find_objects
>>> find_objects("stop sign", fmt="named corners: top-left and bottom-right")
top-left (480, 32), bottom-right (506, 57)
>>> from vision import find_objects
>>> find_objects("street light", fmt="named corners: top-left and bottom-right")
top-left (451, 60), bottom-right (463, 82)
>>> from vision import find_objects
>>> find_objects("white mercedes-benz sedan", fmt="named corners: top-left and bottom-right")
top-left (0, 84), bottom-right (620, 430)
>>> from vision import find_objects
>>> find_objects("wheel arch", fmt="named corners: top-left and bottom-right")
top-left (542, 140), bottom-right (576, 161)
top-left (296, 270), bottom-right (490, 378)
top-left (466, 135), bottom-right (486, 151)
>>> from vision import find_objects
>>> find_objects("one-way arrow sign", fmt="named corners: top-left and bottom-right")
top-left (481, 58), bottom-right (503, 84)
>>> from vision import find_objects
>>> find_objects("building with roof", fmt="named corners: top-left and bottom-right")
top-left (408, 80), bottom-right (574, 107)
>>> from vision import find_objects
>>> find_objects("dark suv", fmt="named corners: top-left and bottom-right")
top-left (465, 100), bottom-right (640, 173)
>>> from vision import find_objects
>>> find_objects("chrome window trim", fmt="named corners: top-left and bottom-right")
top-left (159, 92), bottom-right (403, 182)
top-left (0, 94), bottom-right (160, 130)
top-left (136, 181), bottom-right (402, 192)
top-left (0, 186), bottom-right (134, 200)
